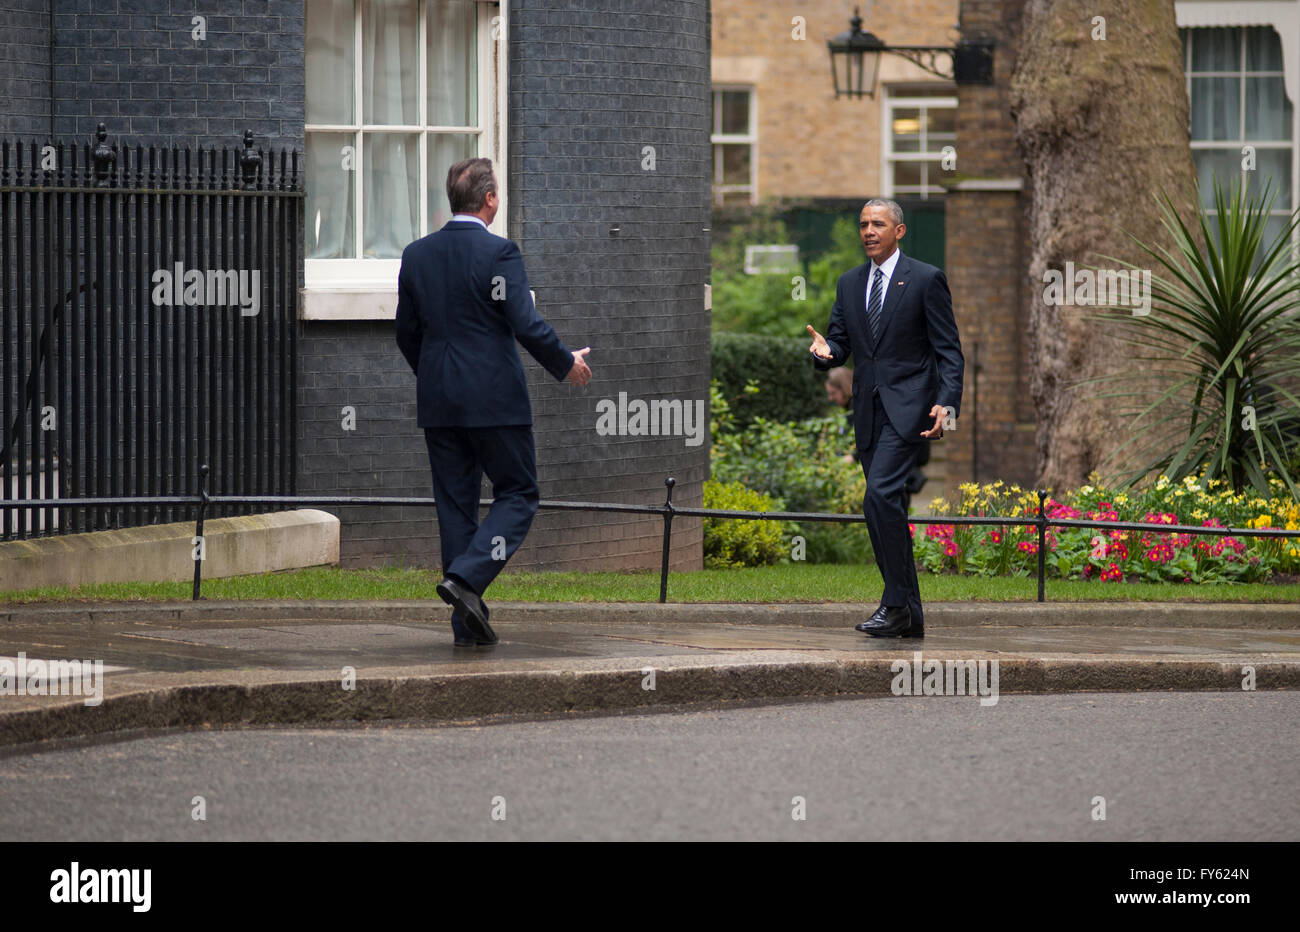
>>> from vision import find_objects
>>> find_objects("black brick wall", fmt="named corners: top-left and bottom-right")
top-left (3, 0), bottom-right (711, 574)
top-left (46, 0), bottom-right (304, 146)
top-left (0, 0), bottom-right (52, 138)
top-left (502, 0), bottom-right (711, 572)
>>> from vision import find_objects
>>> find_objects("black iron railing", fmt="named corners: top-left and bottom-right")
top-left (4, 475), bottom-right (1298, 603)
top-left (1, 125), bottom-right (302, 542)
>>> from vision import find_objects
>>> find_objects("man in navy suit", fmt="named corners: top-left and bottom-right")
top-left (396, 157), bottom-right (592, 647)
top-left (807, 199), bottom-right (963, 638)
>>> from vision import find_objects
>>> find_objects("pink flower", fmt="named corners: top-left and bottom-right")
top-left (1145, 542), bottom-right (1175, 564)
top-left (926, 523), bottom-right (954, 540)
top-left (943, 541), bottom-right (960, 557)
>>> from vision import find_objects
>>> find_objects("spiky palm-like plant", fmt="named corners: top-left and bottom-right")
top-left (1091, 178), bottom-right (1300, 499)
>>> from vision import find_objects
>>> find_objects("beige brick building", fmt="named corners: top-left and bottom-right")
top-left (711, 0), bottom-right (961, 203)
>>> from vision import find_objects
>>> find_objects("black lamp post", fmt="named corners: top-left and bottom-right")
top-left (828, 7), bottom-right (995, 99)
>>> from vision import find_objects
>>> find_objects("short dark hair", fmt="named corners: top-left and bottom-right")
top-left (862, 198), bottom-right (903, 226)
top-left (446, 157), bottom-right (496, 214)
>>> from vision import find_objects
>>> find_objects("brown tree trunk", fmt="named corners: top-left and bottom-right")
top-left (1010, 0), bottom-right (1198, 491)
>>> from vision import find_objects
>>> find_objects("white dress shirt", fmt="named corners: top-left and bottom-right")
top-left (865, 247), bottom-right (902, 317)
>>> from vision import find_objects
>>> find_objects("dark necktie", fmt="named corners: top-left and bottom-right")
top-left (867, 266), bottom-right (884, 345)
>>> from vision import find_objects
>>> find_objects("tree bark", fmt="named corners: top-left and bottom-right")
top-left (1010, 0), bottom-right (1198, 491)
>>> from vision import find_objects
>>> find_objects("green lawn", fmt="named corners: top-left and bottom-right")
top-left (4, 563), bottom-right (1300, 604)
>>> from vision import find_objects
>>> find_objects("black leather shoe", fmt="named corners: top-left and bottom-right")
top-left (453, 604), bottom-right (497, 647)
top-left (859, 603), bottom-right (924, 637)
top-left (855, 605), bottom-right (913, 637)
top-left (438, 577), bottom-right (497, 645)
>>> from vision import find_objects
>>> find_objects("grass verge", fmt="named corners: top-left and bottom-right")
top-left (4, 563), bottom-right (1300, 604)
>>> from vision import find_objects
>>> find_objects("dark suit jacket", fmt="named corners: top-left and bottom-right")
top-left (396, 220), bottom-right (574, 428)
top-left (813, 251), bottom-right (964, 446)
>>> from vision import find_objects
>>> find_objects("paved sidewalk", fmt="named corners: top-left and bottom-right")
top-left (1, 600), bottom-right (1298, 747)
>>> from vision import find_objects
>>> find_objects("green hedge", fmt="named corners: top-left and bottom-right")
top-left (702, 479), bottom-right (790, 569)
top-left (711, 332), bottom-right (831, 430)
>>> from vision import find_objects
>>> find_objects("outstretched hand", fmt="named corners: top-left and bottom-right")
top-left (806, 325), bottom-right (832, 360)
top-left (565, 346), bottom-right (592, 386)
top-left (920, 404), bottom-right (947, 439)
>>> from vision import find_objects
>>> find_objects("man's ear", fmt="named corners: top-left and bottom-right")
top-left (896, 223), bottom-right (906, 241)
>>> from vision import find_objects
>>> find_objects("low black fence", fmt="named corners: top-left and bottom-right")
top-left (3, 472), bottom-right (1298, 603)
top-left (1, 125), bottom-right (302, 542)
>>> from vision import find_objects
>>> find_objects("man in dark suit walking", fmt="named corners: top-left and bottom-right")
top-left (396, 157), bottom-right (592, 647)
top-left (806, 199), bottom-right (963, 638)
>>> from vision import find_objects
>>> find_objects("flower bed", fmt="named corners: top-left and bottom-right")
top-left (913, 474), bottom-right (1300, 584)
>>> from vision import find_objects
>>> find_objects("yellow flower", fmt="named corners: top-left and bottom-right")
top-left (1191, 509), bottom-right (1208, 521)
top-left (1115, 493), bottom-right (1128, 504)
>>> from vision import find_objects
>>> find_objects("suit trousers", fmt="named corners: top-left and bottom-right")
top-left (424, 426), bottom-right (540, 598)
top-left (860, 392), bottom-right (925, 626)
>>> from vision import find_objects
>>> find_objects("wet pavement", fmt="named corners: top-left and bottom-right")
top-left (1, 600), bottom-right (1298, 746)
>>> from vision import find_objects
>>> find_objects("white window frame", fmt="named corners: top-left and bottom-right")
top-left (1180, 23), bottom-right (1297, 247)
top-left (711, 86), bottom-right (757, 206)
top-left (302, 0), bottom-right (505, 319)
top-left (1176, 2), bottom-right (1300, 254)
top-left (881, 88), bottom-right (957, 201)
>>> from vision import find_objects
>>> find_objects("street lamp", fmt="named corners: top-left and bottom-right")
top-left (828, 7), bottom-right (995, 99)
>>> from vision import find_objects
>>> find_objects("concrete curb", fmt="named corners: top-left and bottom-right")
top-left (5, 599), bottom-right (1300, 628)
top-left (3, 652), bottom-right (1296, 749)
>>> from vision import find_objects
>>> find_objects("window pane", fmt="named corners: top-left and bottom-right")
top-left (306, 132), bottom-right (357, 258)
top-left (926, 106), bottom-right (956, 149)
top-left (1190, 77), bottom-right (1239, 141)
top-left (1195, 149), bottom-right (1244, 205)
top-left (1252, 148), bottom-right (1293, 210)
top-left (720, 190), bottom-right (752, 206)
top-left (892, 107), bottom-right (921, 152)
top-left (1189, 28), bottom-right (1240, 72)
top-left (1245, 26), bottom-right (1283, 71)
top-left (893, 161), bottom-right (922, 188)
top-left (1245, 77), bottom-right (1293, 140)
top-left (1260, 214), bottom-right (1292, 258)
top-left (426, 133), bottom-right (478, 231)
top-left (721, 91), bottom-right (750, 135)
top-left (306, 0), bottom-right (355, 125)
top-left (362, 0), bottom-right (418, 125)
top-left (363, 133), bottom-right (419, 257)
top-left (428, 0), bottom-right (477, 126)
top-left (719, 144), bottom-right (750, 184)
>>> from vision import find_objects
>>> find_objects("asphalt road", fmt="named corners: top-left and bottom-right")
top-left (2, 692), bottom-right (1296, 841)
